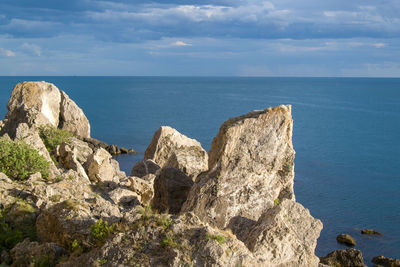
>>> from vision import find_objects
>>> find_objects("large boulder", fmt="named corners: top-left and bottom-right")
top-left (320, 249), bottom-right (367, 267)
top-left (245, 199), bottom-right (323, 267)
top-left (59, 91), bottom-right (90, 138)
top-left (1, 81), bottom-right (90, 139)
top-left (182, 105), bottom-right (296, 228)
top-left (130, 159), bottom-right (161, 178)
top-left (152, 167), bottom-right (194, 214)
top-left (144, 126), bottom-right (208, 179)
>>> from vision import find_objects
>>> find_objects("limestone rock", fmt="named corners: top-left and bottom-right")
top-left (336, 233), bottom-right (356, 246)
top-left (144, 126), bottom-right (208, 179)
top-left (320, 249), bottom-right (367, 267)
top-left (10, 239), bottom-right (66, 267)
top-left (68, 137), bottom-right (93, 164)
top-left (7, 81), bottom-right (61, 128)
top-left (130, 159), bottom-right (161, 178)
top-left (372, 256), bottom-right (400, 267)
top-left (244, 199), bottom-right (322, 266)
top-left (108, 187), bottom-right (141, 211)
top-left (57, 142), bottom-right (89, 181)
top-left (85, 148), bottom-right (124, 185)
top-left (128, 176), bottom-right (154, 206)
top-left (182, 105), bottom-right (295, 228)
top-left (59, 91), bottom-right (90, 138)
top-left (153, 167), bottom-right (194, 214)
top-left (83, 137), bottom-right (108, 150)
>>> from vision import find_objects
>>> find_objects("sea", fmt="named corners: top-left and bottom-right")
top-left (0, 77), bottom-right (399, 265)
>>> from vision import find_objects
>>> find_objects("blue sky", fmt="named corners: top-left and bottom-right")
top-left (0, 0), bottom-right (399, 76)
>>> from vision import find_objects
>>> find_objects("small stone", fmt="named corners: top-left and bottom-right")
top-left (120, 147), bottom-right (129, 154)
top-left (361, 229), bottom-right (383, 236)
top-left (319, 249), bottom-right (367, 267)
top-left (128, 149), bottom-right (135, 153)
top-left (372, 255), bottom-right (400, 267)
top-left (336, 233), bottom-right (356, 246)
top-left (106, 144), bottom-right (119, 155)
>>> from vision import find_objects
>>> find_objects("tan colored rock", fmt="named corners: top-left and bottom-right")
top-left (58, 142), bottom-right (89, 181)
top-left (130, 159), bottom-right (160, 178)
top-left (128, 176), bottom-right (154, 206)
top-left (336, 233), bottom-right (356, 246)
top-left (245, 199), bottom-right (322, 266)
top-left (59, 91), bottom-right (90, 138)
top-left (85, 148), bottom-right (124, 185)
top-left (182, 105), bottom-right (295, 228)
top-left (7, 81), bottom-right (61, 127)
top-left (68, 137), bottom-right (93, 164)
top-left (144, 126), bottom-right (208, 179)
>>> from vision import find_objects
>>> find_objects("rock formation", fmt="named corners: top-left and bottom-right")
top-left (1, 81), bottom-right (90, 138)
top-left (144, 126), bottom-right (208, 179)
top-left (0, 81), bottom-right (323, 267)
top-left (319, 249), bottom-right (367, 267)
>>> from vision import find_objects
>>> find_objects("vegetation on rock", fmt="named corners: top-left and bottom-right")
top-left (0, 139), bottom-right (50, 180)
top-left (39, 124), bottom-right (73, 153)
top-left (90, 219), bottom-right (116, 246)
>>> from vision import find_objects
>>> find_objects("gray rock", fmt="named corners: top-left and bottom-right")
top-left (57, 142), bottom-right (89, 181)
top-left (128, 177), bottom-right (154, 206)
top-left (361, 229), bottom-right (383, 236)
top-left (336, 233), bottom-right (356, 246)
top-left (320, 249), bottom-right (367, 267)
top-left (83, 137), bottom-right (108, 150)
top-left (85, 148), bottom-right (124, 185)
top-left (182, 105), bottom-right (296, 229)
top-left (245, 199), bottom-right (323, 266)
top-left (144, 126), bottom-right (208, 179)
top-left (153, 167), bottom-right (194, 214)
top-left (59, 90), bottom-right (90, 138)
top-left (130, 159), bottom-right (161, 178)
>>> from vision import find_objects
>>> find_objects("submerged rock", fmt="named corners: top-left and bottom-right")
top-left (372, 255), bottom-right (400, 267)
top-left (336, 233), bottom-right (356, 246)
top-left (319, 249), bottom-right (367, 267)
top-left (361, 229), bottom-right (383, 236)
top-left (144, 126), bottom-right (208, 179)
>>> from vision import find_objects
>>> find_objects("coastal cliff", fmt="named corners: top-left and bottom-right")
top-left (0, 82), bottom-right (322, 266)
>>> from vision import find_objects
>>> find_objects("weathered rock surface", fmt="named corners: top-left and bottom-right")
top-left (58, 211), bottom-right (257, 267)
top-left (372, 256), bottom-right (400, 267)
top-left (85, 148), bottom-right (125, 186)
top-left (127, 176), bottom-right (154, 206)
top-left (152, 167), bottom-right (194, 214)
top-left (182, 105), bottom-right (296, 229)
top-left (57, 142), bottom-right (89, 181)
top-left (144, 126), bottom-right (208, 179)
top-left (59, 91), bottom-right (90, 138)
top-left (130, 159), bottom-right (161, 178)
top-left (336, 233), bottom-right (356, 246)
top-left (319, 249), bottom-right (367, 267)
top-left (245, 199), bottom-right (323, 266)
top-left (1, 81), bottom-right (90, 139)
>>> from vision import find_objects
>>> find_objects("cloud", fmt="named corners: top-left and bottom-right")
top-left (173, 41), bottom-right (192, 46)
top-left (21, 43), bottom-right (42, 56)
top-left (0, 48), bottom-right (16, 57)
top-left (374, 43), bottom-right (385, 48)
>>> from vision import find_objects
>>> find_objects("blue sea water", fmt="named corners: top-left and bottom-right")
top-left (0, 76), bottom-right (399, 265)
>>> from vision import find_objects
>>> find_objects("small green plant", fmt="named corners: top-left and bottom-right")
top-left (160, 233), bottom-right (178, 248)
top-left (205, 234), bottom-right (225, 245)
top-left (97, 259), bottom-right (107, 265)
top-left (0, 139), bottom-right (50, 180)
top-left (90, 219), bottom-right (116, 245)
top-left (50, 195), bottom-right (62, 202)
top-left (274, 198), bottom-right (280, 206)
top-left (39, 125), bottom-right (73, 152)
top-left (156, 214), bottom-right (173, 230)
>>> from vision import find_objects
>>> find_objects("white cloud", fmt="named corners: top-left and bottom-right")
top-left (173, 41), bottom-right (192, 47)
top-left (22, 43), bottom-right (42, 56)
top-left (0, 48), bottom-right (16, 57)
top-left (374, 43), bottom-right (385, 48)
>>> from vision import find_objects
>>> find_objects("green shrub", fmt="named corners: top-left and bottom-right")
top-left (90, 219), bottom-right (116, 245)
top-left (0, 139), bottom-right (50, 180)
top-left (39, 125), bottom-right (73, 152)
top-left (205, 234), bottom-right (225, 245)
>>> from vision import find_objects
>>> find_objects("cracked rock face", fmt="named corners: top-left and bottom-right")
top-left (182, 105), bottom-right (296, 229)
top-left (2, 81), bottom-right (90, 138)
top-left (144, 126), bottom-right (208, 179)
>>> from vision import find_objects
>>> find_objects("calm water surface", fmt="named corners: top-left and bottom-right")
top-left (0, 76), bottom-right (399, 265)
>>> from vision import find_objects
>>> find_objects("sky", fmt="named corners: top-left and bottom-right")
top-left (0, 0), bottom-right (399, 76)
